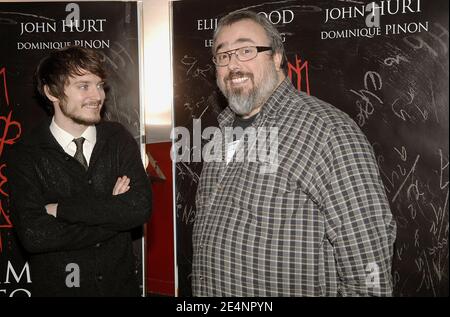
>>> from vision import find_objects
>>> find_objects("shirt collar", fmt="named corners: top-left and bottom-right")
top-left (49, 117), bottom-right (97, 148)
top-left (81, 124), bottom-right (97, 144)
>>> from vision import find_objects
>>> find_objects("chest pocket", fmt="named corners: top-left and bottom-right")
top-left (230, 162), bottom-right (307, 232)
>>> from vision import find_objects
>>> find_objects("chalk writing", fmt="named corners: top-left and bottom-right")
top-left (176, 162), bottom-right (200, 185)
top-left (390, 85), bottom-right (430, 123)
top-left (392, 154), bottom-right (420, 202)
top-left (383, 54), bottom-right (409, 66)
top-left (429, 190), bottom-right (448, 238)
top-left (184, 96), bottom-right (205, 118)
top-left (350, 71), bottom-right (383, 127)
top-left (438, 149), bottom-right (449, 190)
top-left (180, 204), bottom-right (196, 225)
top-left (181, 55), bottom-right (212, 79)
top-left (391, 98), bottom-right (411, 121)
top-left (394, 146), bottom-right (407, 161)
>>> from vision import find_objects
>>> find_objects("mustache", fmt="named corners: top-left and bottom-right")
top-left (224, 71), bottom-right (254, 81)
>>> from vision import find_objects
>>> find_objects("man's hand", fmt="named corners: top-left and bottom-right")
top-left (113, 176), bottom-right (131, 195)
top-left (45, 203), bottom-right (58, 217)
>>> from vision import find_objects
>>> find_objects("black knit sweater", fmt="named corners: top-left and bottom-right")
top-left (7, 119), bottom-right (152, 297)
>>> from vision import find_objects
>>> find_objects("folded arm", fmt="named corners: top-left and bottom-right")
top-left (45, 175), bottom-right (131, 217)
top-left (7, 148), bottom-right (118, 254)
top-left (56, 127), bottom-right (152, 231)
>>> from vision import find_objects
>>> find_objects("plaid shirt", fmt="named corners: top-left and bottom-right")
top-left (193, 78), bottom-right (396, 296)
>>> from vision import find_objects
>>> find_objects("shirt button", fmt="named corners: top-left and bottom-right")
top-left (97, 275), bottom-right (103, 281)
top-left (95, 243), bottom-right (101, 248)
top-left (88, 179), bottom-right (92, 185)
top-left (65, 156), bottom-right (70, 161)
top-left (199, 276), bottom-right (204, 281)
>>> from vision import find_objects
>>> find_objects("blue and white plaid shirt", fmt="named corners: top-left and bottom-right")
top-left (193, 78), bottom-right (396, 296)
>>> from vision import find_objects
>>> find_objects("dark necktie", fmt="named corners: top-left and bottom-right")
top-left (73, 137), bottom-right (88, 170)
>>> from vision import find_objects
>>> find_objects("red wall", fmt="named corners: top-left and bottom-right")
top-left (145, 142), bottom-right (174, 296)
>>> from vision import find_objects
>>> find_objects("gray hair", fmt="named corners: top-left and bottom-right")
top-left (212, 10), bottom-right (287, 72)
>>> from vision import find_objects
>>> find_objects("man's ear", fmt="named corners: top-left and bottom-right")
top-left (273, 52), bottom-right (283, 72)
top-left (44, 85), bottom-right (58, 103)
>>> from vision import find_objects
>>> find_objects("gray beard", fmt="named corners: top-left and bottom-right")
top-left (219, 63), bottom-right (279, 117)
top-left (227, 88), bottom-right (257, 116)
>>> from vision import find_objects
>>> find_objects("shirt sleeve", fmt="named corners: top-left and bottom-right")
top-left (315, 123), bottom-right (397, 297)
top-left (7, 147), bottom-right (118, 254)
top-left (56, 127), bottom-right (152, 231)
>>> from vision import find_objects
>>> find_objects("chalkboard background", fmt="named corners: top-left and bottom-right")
top-left (0, 1), bottom-right (142, 296)
top-left (172, 0), bottom-right (448, 296)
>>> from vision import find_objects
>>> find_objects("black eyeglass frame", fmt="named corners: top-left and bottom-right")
top-left (212, 46), bottom-right (272, 66)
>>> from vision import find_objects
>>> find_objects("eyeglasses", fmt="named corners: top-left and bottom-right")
top-left (212, 46), bottom-right (272, 66)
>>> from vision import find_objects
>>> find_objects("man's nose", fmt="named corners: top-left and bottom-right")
top-left (227, 53), bottom-right (241, 70)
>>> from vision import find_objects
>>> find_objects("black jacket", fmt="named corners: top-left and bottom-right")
top-left (7, 119), bottom-right (152, 297)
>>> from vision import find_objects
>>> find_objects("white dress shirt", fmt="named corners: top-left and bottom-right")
top-left (49, 117), bottom-right (97, 166)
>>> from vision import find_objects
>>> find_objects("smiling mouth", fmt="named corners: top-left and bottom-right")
top-left (83, 103), bottom-right (101, 110)
top-left (230, 77), bottom-right (249, 84)
top-left (227, 72), bottom-right (253, 86)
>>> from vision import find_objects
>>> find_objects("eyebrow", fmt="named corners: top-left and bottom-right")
top-left (72, 80), bottom-right (104, 85)
top-left (215, 37), bottom-right (256, 53)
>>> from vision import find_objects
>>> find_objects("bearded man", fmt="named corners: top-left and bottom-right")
top-left (193, 10), bottom-right (396, 297)
top-left (7, 46), bottom-right (151, 296)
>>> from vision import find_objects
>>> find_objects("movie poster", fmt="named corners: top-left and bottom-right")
top-left (172, 0), bottom-right (448, 296)
top-left (0, 1), bottom-right (143, 296)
